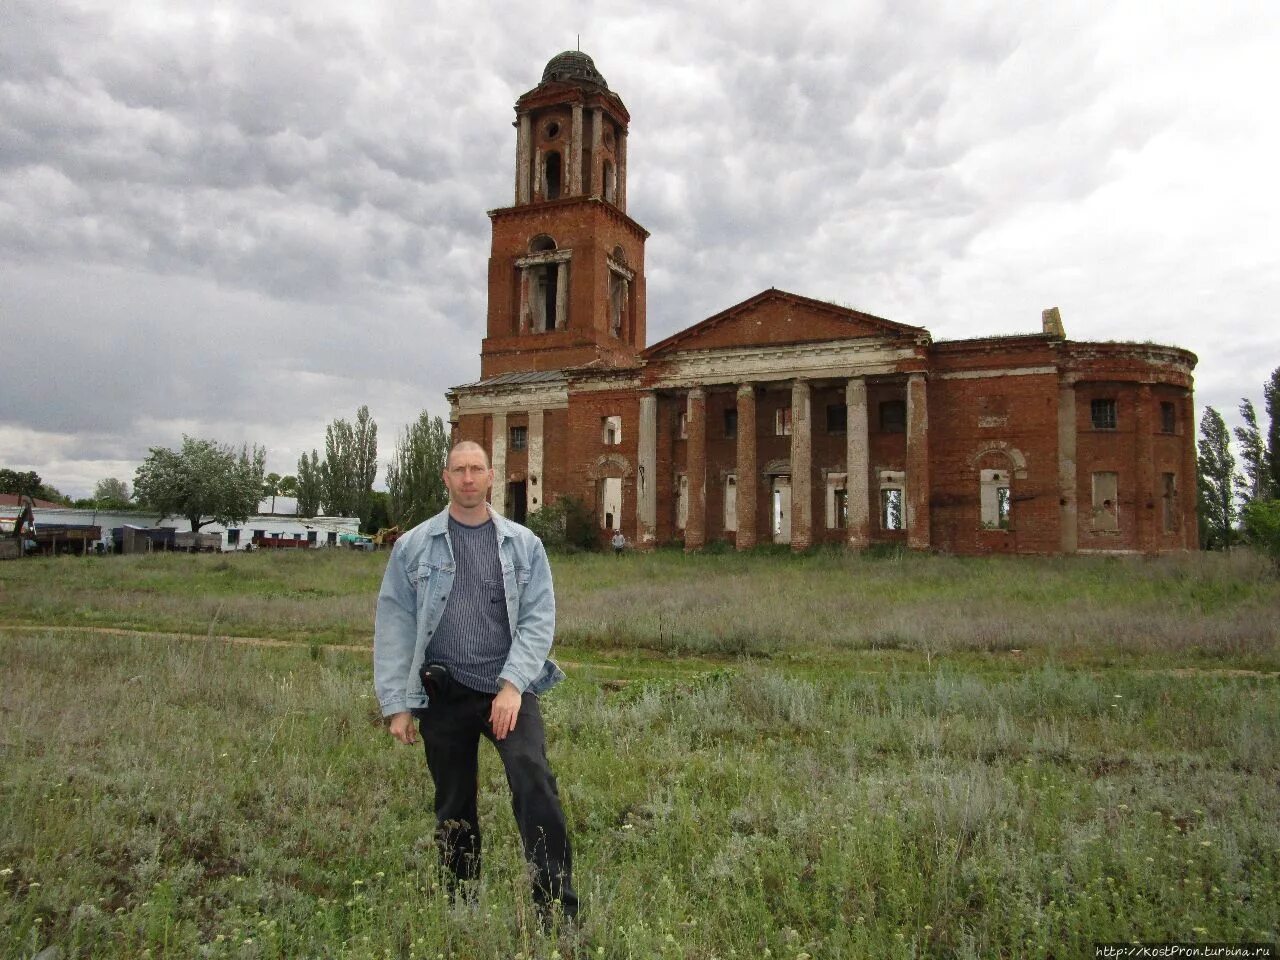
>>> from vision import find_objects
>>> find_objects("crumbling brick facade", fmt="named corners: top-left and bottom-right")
top-left (448, 52), bottom-right (1198, 556)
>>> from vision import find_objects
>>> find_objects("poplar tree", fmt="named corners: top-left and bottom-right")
top-left (1197, 406), bottom-right (1238, 549)
top-left (296, 450), bottom-right (323, 517)
top-left (1235, 400), bottom-right (1266, 503)
top-left (320, 406), bottom-right (378, 526)
top-left (386, 410), bottom-right (449, 530)
top-left (1264, 366), bottom-right (1280, 498)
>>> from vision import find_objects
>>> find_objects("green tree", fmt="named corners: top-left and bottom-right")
top-left (262, 472), bottom-right (283, 513)
top-left (0, 469), bottom-right (43, 498)
top-left (1235, 400), bottom-right (1266, 503)
top-left (366, 491), bottom-right (391, 534)
top-left (321, 406), bottom-right (378, 525)
top-left (1242, 499), bottom-right (1280, 571)
top-left (296, 451), bottom-right (323, 518)
top-left (133, 436), bottom-right (266, 533)
top-left (93, 477), bottom-right (131, 509)
top-left (1264, 366), bottom-right (1280, 498)
top-left (1197, 406), bottom-right (1238, 550)
top-left (278, 474), bottom-right (298, 498)
top-left (385, 410), bottom-right (448, 530)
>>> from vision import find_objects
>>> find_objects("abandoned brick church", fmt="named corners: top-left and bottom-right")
top-left (447, 51), bottom-right (1198, 555)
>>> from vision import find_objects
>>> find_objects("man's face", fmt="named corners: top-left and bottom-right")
top-left (443, 447), bottom-right (493, 509)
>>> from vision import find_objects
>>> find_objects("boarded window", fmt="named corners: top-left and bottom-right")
top-left (676, 474), bottom-right (688, 529)
top-left (1091, 399), bottom-right (1117, 430)
top-left (980, 469), bottom-right (1011, 530)
top-left (1162, 472), bottom-right (1179, 533)
top-left (775, 407), bottom-right (792, 436)
top-left (880, 400), bottom-right (906, 434)
top-left (724, 475), bottom-right (738, 532)
top-left (1091, 471), bottom-right (1120, 531)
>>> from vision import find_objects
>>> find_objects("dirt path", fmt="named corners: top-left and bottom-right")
top-left (2, 622), bottom-right (1275, 679)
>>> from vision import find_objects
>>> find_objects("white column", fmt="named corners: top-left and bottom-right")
top-left (528, 409), bottom-right (545, 513)
top-left (590, 107), bottom-right (603, 197)
top-left (617, 130), bottom-right (627, 211)
top-left (846, 377), bottom-right (870, 549)
top-left (790, 380), bottom-right (812, 550)
top-left (515, 114), bottom-right (531, 205)
top-left (491, 412), bottom-right (507, 516)
top-left (638, 392), bottom-right (658, 544)
top-left (555, 260), bottom-right (569, 330)
top-left (570, 103), bottom-right (584, 196)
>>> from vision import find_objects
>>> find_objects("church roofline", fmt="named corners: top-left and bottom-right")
top-left (643, 288), bottom-right (929, 358)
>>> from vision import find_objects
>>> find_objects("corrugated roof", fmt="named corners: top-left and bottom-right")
top-left (452, 370), bottom-right (567, 390)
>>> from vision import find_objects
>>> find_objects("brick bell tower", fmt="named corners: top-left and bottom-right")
top-left (479, 51), bottom-right (649, 378)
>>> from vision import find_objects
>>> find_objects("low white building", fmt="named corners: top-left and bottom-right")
top-left (9, 507), bottom-right (360, 552)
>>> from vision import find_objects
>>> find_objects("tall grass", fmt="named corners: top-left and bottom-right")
top-left (3, 629), bottom-right (1277, 958)
top-left (2, 548), bottom-right (1276, 666)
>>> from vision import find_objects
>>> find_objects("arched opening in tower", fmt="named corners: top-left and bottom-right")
top-left (543, 151), bottom-right (562, 200)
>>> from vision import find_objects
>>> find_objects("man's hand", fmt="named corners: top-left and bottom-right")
top-left (388, 711), bottom-right (417, 745)
top-left (489, 681), bottom-right (522, 740)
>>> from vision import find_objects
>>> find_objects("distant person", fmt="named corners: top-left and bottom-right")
top-left (611, 530), bottom-right (626, 556)
top-left (374, 440), bottom-right (577, 923)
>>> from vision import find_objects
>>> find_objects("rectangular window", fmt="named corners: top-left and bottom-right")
top-left (980, 468), bottom-right (1011, 530)
top-left (878, 470), bottom-right (906, 531)
top-left (1091, 471), bottom-right (1120, 532)
top-left (253, 529), bottom-right (266, 540)
top-left (327, 531), bottom-right (338, 545)
top-left (724, 475), bottom-right (738, 532)
top-left (826, 403), bottom-right (847, 434)
top-left (724, 409), bottom-right (738, 439)
top-left (775, 407), bottom-right (792, 436)
top-left (602, 416), bottom-right (622, 445)
top-left (1162, 472), bottom-right (1179, 533)
top-left (1091, 398), bottom-right (1117, 430)
top-left (880, 488), bottom-right (904, 531)
top-left (227, 528), bottom-right (241, 546)
top-left (676, 474), bottom-right (688, 529)
top-left (678, 412), bottom-right (688, 439)
top-left (1160, 402), bottom-right (1176, 434)
top-left (825, 473), bottom-right (848, 529)
top-left (510, 426), bottom-right (528, 451)
top-left (307, 530), bottom-right (317, 544)
top-left (879, 400), bottom-right (906, 434)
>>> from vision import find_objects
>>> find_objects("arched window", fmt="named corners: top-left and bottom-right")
top-left (529, 234), bottom-right (556, 253)
top-left (542, 151), bottom-right (562, 200)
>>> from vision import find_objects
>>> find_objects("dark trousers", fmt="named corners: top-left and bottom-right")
top-left (418, 689), bottom-right (578, 919)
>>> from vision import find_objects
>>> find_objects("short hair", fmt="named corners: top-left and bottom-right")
top-left (446, 440), bottom-right (490, 470)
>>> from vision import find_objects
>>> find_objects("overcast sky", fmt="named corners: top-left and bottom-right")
top-left (3, 0), bottom-right (1277, 499)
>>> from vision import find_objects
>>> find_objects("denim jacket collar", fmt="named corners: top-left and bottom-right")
top-left (422, 505), bottom-right (517, 543)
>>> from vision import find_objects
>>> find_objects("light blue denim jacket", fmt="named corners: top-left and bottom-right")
top-left (373, 506), bottom-right (565, 718)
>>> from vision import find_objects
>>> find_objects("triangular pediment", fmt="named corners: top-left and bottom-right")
top-left (643, 289), bottom-right (926, 357)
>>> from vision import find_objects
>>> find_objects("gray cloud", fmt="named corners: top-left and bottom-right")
top-left (1, 0), bottom-right (1277, 496)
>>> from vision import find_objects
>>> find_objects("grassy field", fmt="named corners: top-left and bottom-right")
top-left (2, 548), bottom-right (1278, 958)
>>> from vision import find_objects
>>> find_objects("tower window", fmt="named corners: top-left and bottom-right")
top-left (533, 264), bottom-right (560, 332)
top-left (542, 150), bottom-right (562, 200)
top-left (545, 121), bottom-right (561, 139)
top-left (1159, 402), bottom-right (1176, 434)
top-left (609, 272), bottom-right (627, 337)
top-left (529, 234), bottom-right (556, 253)
top-left (603, 160), bottom-right (616, 203)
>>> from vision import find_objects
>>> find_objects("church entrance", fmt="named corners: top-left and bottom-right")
top-left (772, 476), bottom-right (791, 544)
top-left (508, 481), bottom-right (527, 524)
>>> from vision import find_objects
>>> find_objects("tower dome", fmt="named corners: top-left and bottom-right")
top-left (541, 50), bottom-right (609, 90)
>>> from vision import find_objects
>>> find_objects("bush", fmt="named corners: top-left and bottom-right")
top-left (526, 495), bottom-right (598, 552)
top-left (1242, 499), bottom-right (1280, 570)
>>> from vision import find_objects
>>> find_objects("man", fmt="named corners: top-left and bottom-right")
top-left (374, 440), bottom-right (577, 920)
top-left (611, 529), bottom-right (626, 556)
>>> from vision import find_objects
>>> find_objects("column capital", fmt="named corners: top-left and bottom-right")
top-left (687, 385), bottom-right (706, 401)
top-left (737, 383), bottom-right (754, 398)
